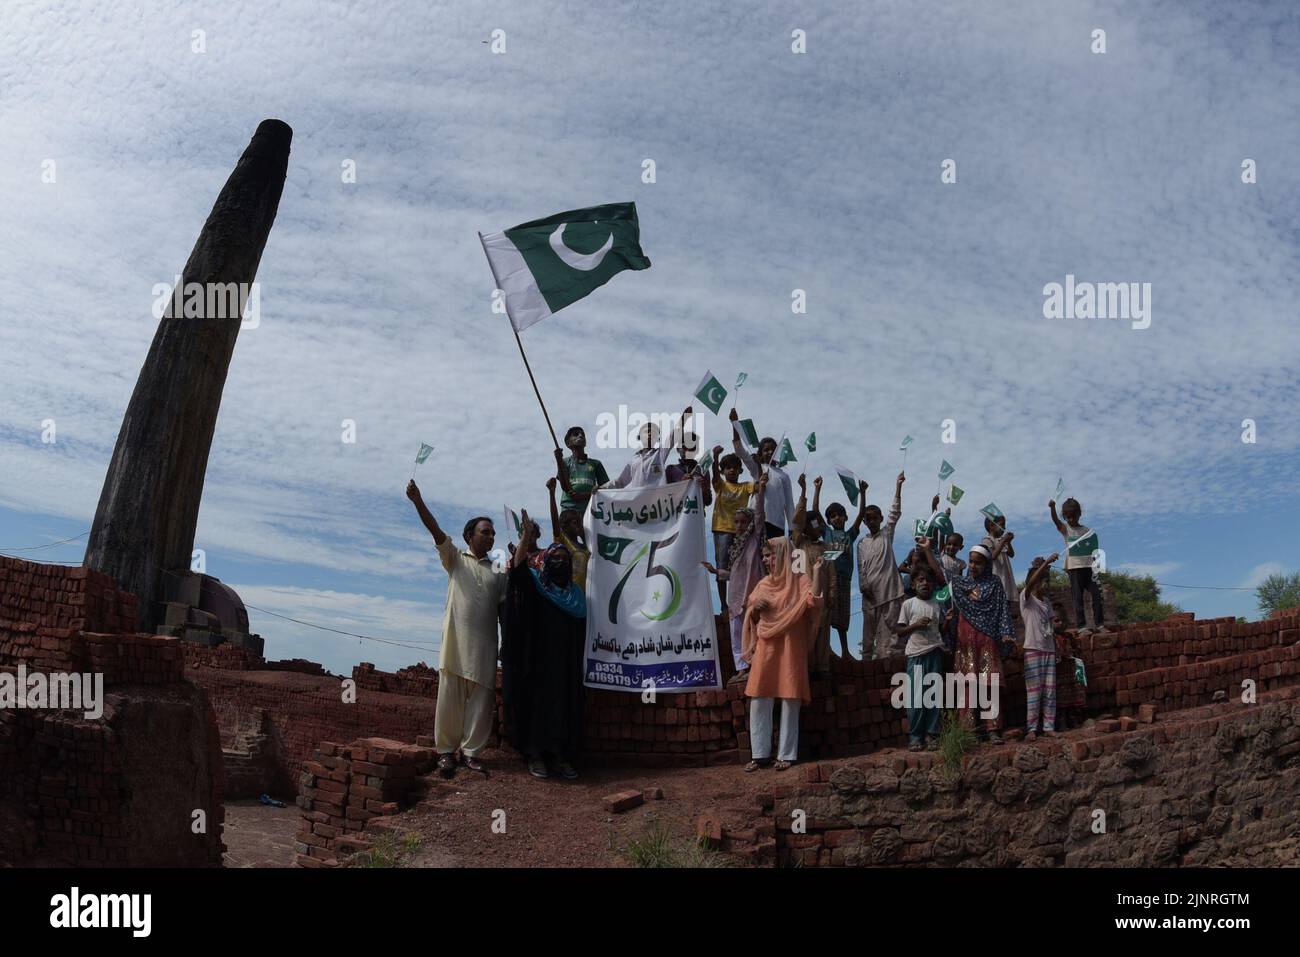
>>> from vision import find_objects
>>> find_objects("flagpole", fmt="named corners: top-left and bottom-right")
top-left (511, 325), bottom-right (561, 451)
top-left (479, 231), bottom-right (561, 452)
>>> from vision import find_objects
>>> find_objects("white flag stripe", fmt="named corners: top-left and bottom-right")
top-left (479, 230), bottom-right (552, 332)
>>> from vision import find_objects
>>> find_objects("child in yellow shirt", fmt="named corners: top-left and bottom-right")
top-left (710, 447), bottom-right (755, 606)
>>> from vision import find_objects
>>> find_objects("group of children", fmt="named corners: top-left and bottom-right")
top-left (549, 408), bottom-right (1104, 768)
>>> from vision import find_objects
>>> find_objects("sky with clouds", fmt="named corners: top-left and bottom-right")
top-left (1, 0), bottom-right (1296, 675)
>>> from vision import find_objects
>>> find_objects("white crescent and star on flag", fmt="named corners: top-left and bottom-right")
top-left (549, 223), bottom-right (612, 271)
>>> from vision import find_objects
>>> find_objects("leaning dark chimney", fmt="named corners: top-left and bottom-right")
top-left (85, 119), bottom-right (292, 631)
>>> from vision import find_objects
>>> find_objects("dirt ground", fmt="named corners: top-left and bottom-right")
top-left (222, 799), bottom-right (300, 868)
top-left (220, 749), bottom-right (778, 868)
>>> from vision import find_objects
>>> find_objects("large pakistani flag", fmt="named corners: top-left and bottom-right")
top-left (479, 202), bottom-right (651, 332)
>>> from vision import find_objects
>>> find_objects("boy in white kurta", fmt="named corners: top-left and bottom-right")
top-left (857, 471), bottom-right (906, 659)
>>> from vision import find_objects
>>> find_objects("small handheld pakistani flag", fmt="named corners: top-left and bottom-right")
top-left (693, 370), bottom-right (728, 415)
top-left (737, 418), bottom-right (760, 449)
top-left (947, 484), bottom-right (965, 506)
top-left (1067, 529), bottom-right (1100, 558)
top-left (731, 372), bottom-right (747, 411)
top-left (479, 202), bottom-right (650, 333)
top-left (777, 437), bottom-right (797, 466)
top-left (979, 502), bottom-right (1004, 523)
top-left (835, 465), bottom-right (860, 505)
top-left (411, 443), bottom-right (434, 479)
top-left (697, 447), bottom-right (714, 474)
top-left (900, 434), bottom-right (913, 467)
top-left (1055, 477), bottom-right (1066, 499)
top-left (804, 432), bottom-right (816, 453)
top-left (503, 506), bottom-right (523, 543)
top-left (938, 459), bottom-right (956, 482)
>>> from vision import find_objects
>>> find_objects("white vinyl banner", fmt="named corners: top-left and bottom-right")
top-left (583, 479), bottom-right (721, 692)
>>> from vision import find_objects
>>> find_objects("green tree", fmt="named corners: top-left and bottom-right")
top-left (1039, 568), bottom-right (1180, 623)
top-left (1098, 571), bottom-right (1182, 623)
top-left (1256, 572), bottom-right (1300, 616)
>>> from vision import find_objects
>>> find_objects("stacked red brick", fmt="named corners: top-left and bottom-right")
top-left (1081, 613), bottom-right (1300, 713)
top-left (0, 557), bottom-right (224, 866)
top-left (295, 736), bottom-right (434, 867)
top-left (188, 667), bottom-right (440, 794)
top-left (0, 557), bottom-right (139, 667)
top-left (182, 641), bottom-right (261, 671)
top-left (353, 661), bottom-right (438, 698)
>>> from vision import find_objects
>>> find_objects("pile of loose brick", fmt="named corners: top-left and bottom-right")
top-left (295, 735), bottom-right (435, 867)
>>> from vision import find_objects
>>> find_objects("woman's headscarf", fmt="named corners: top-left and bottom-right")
top-left (741, 537), bottom-right (817, 663)
top-left (527, 543), bottom-right (586, 618)
top-left (949, 557), bottom-right (1014, 640)
top-left (728, 507), bottom-right (756, 568)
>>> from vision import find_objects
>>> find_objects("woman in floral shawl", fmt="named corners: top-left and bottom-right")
top-left (948, 543), bottom-right (1016, 742)
top-left (502, 511), bottom-right (586, 780)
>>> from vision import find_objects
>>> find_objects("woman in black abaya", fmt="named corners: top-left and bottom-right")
top-left (501, 510), bottom-right (586, 780)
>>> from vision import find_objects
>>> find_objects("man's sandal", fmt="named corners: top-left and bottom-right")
top-left (774, 760), bottom-right (793, 771)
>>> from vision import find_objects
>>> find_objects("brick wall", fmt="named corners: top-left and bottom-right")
top-left (186, 667), bottom-right (439, 797)
top-left (189, 609), bottom-right (1300, 774)
top-left (0, 557), bottom-right (224, 866)
top-left (764, 685), bottom-right (1300, 867)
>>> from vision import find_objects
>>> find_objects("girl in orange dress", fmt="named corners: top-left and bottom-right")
top-left (741, 537), bottom-right (826, 771)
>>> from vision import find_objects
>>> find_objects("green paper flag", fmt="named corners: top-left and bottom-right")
top-left (737, 418), bottom-right (760, 449)
top-left (693, 370), bottom-right (727, 415)
top-left (938, 459), bottom-right (956, 481)
top-left (503, 506), bottom-right (522, 541)
top-left (777, 438), bottom-right (797, 466)
top-left (1055, 477), bottom-right (1066, 499)
top-left (1067, 529), bottom-right (1100, 558)
top-left (735, 372), bottom-right (748, 389)
top-left (932, 584), bottom-right (951, 602)
top-left (804, 432), bottom-right (816, 453)
top-left (947, 484), bottom-right (965, 506)
top-left (697, 448), bottom-right (714, 474)
top-left (979, 503), bottom-right (1003, 522)
top-left (596, 534), bottom-right (636, 563)
top-left (835, 465), bottom-right (860, 505)
top-left (415, 443), bottom-right (434, 465)
top-left (479, 203), bottom-right (651, 332)
top-left (899, 435), bottom-right (914, 451)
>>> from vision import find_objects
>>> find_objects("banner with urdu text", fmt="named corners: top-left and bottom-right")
top-left (583, 480), bottom-right (720, 692)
